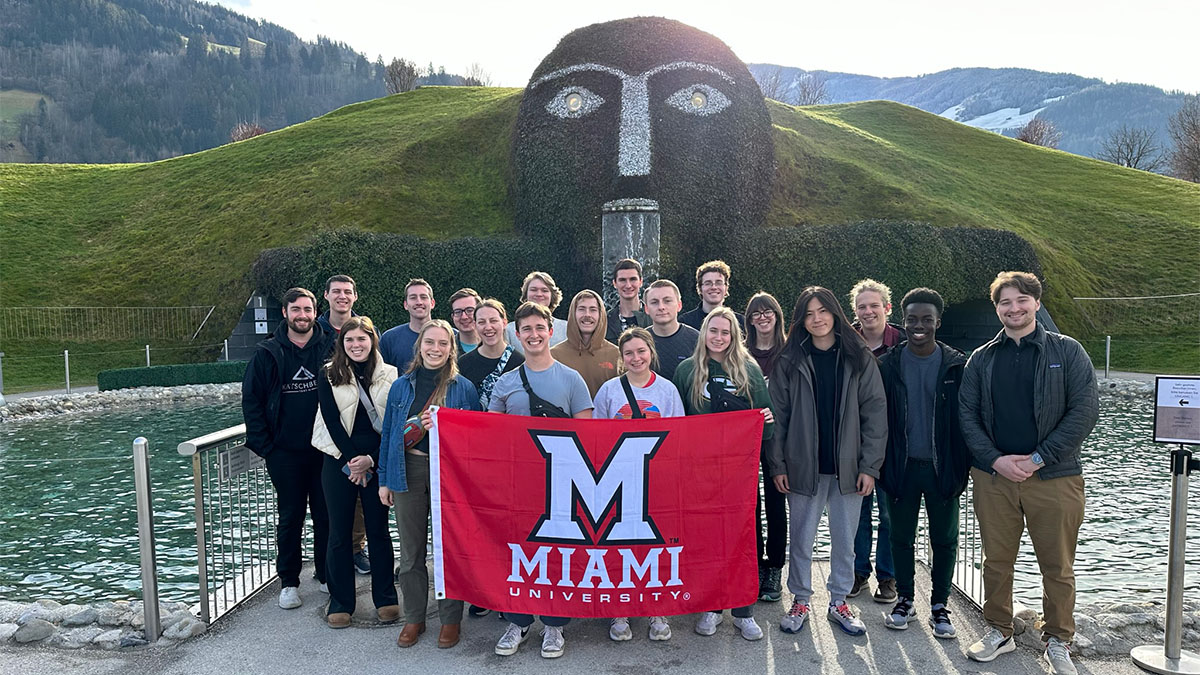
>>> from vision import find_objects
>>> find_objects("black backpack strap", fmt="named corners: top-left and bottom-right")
top-left (619, 374), bottom-right (645, 419)
top-left (519, 365), bottom-right (570, 418)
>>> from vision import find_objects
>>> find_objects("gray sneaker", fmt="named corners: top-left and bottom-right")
top-left (694, 611), bottom-right (723, 636)
top-left (827, 601), bottom-right (866, 636)
top-left (884, 597), bottom-right (915, 630)
top-left (494, 622), bottom-right (529, 656)
top-left (967, 627), bottom-right (1016, 662)
top-left (541, 625), bottom-right (565, 659)
top-left (779, 600), bottom-right (810, 634)
top-left (1045, 637), bottom-right (1078, 675)
top-left (609, 617), bottom-right (632, 641)
top-left (929, 604), bottom-right (956, 639)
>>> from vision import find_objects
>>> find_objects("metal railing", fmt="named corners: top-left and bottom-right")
top-left (178, 424), bottom-right (278, 624)
top-left (0, 305), bottom-right (217, 341)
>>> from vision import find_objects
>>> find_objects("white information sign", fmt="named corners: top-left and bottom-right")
top-left (1154, 376), bottom-right (1200, 444)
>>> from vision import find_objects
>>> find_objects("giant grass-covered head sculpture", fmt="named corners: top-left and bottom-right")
top-left (513, 17), bottom-right (775, 276)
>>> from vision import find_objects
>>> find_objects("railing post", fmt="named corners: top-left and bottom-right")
top-left (223, 339), bottom-right (229, 362)
top-left (146, 344), bottom-right (151, 367)
top-left (1105, 335), bottom-right (1111, 379)
top-left (0, 351), bottom-right (6, 406)
top-left (132, 437), bottom-right (161, 642)
top-left (64, 349), bottom-right (71, 394)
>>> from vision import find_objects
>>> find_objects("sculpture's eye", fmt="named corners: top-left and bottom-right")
top-left (546, 87), bottom-right (605, 118)
top-left (666, 84), bottom-right (731, 116)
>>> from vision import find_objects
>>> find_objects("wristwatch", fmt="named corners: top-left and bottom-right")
top-left (1030, 451), bottom-right (1045, 466)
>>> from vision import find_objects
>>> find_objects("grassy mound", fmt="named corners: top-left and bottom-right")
top-left (1, 88), bottom-right (1196, 386)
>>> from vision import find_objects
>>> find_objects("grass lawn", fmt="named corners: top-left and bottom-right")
top-left (1, 89), bottom-right (1197, 376)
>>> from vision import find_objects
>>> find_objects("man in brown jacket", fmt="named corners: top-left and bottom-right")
top-left (551, 290), bottom-right (620, 397)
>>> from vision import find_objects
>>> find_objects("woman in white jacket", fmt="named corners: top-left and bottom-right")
top-left (311, 316), bottom-right (400, 629)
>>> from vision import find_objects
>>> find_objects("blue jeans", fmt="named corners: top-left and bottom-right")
top-left (853, 488), bottom-right (893, 580)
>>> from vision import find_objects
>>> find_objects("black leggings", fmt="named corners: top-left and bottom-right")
top-left (321, 455), bottom-right (397, 614)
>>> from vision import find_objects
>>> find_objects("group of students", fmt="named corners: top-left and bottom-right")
top-left (242, 261), bottom-right (1097, 675)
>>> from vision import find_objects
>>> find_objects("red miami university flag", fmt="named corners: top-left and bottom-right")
top-left (429, 407), bottom-right (763, 618)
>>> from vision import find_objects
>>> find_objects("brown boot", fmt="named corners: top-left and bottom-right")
top-left (396, 622), bottom-right (426, 647)
top-left (377, 605), bottom-right (401, 623)
top-left (437, 623), bottom-right (461, 649)
top-left (326, 612), bottom-right (351, 629)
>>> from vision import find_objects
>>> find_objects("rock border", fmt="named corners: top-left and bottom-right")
top-left (0, 599), bottom-right (207, 650)
top-left (0, 383), bottom-right (241, 422)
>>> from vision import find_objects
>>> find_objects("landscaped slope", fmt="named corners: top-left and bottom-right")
top-left (1, 88), bottom-right (1196, 364)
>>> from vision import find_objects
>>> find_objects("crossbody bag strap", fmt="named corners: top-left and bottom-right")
top-left (619, 374), bottom-right (645, 419)
top-left (355, 378), bottom-right (384, 433)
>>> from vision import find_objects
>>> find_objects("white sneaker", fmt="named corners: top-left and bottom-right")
top-left (278, 586), bottom-right (301, 609)
top-left (967, 627), bottom-right (1016, 662)
top-left (541, 625), bottom-right (565, 659)
top-left (694, 611), bottom-right (723, 636)
top-left (733, 616), bottom-right (764, 641)
top-left (648, 616), bottom-right (672, 641)
top-left (1045, 636), bottom-right (1078, 675)
top-left (609, 617), bottom-right (633, 641)
top-left (494, 622), bottom-right (529, 656)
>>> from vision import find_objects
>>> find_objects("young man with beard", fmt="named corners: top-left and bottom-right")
top-left (643, 279), bottom-right (700, 381)
top-left (961, 272), bottom-right (1098, 675)
top-left (606, 258), bottom-right (652, 342)
top-left (448, 288), bottom-right (482, 355)
top-left (552, 289), bottom-right (620, 397)
top-left (380, 279), bottom-right (435, 371)
top-left (678, 260), bottom-right (745, 331)
top-left (242, 287), bottom-right (335, 610)
top-left (489, 302), bottom-right (593, 659)
top-left (848, 278), bottom-right (901, 604)
top-left (877, 289), bottom-right (969, 640)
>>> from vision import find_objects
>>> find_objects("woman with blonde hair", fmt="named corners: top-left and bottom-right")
top-left (671, 307), bottom-right (774, 641)
top-left (379, 319), bottom-right (480, 649)
top-left (311, 316), bottom-right (399, 629)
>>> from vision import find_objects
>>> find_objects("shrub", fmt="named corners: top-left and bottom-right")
top-left (98, 361), bottom-right (248, 391)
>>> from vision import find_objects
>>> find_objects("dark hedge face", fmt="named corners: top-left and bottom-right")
top-left (513, 17), bottom-right (775, 274)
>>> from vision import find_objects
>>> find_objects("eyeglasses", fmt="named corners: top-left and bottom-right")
top-left (749, 311), bottom-right (775, 321)
top-left (451, 307), bottom-right (476, 318)
top-left (700, 280), bottom-right (727, 288)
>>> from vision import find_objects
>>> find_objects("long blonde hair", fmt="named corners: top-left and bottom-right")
top-left (689, 307), bottom-right (752, 410)
top-left (405, 319), bottom-right (459, 407)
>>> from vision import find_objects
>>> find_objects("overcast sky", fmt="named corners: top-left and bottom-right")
top-left (214, 0), bottom-right (1198, 93)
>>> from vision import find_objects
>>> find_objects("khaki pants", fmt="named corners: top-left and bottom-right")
top-left (352, 500), bottom-right (366, 552)
top-left (971, 467), bottom-right (1085, 642)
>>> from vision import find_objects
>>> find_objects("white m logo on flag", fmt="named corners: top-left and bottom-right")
top-left (528, 430), bottom-right (666, 545)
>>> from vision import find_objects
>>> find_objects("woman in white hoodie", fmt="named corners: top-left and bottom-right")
top-left (312, 316), bottom-right (400, 629)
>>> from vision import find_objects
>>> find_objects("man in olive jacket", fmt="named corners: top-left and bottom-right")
top-left (959, 272), bottom-right (1098, 675)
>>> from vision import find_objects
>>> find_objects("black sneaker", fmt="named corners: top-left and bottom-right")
top-left (847, 574), bottom-right (869, 598)
top-left (873, 577), bottom-right (898, 603)
top-left (353, 549), bottom-right (371, 575)
top-left (468, 604), bottom-right (491, 617)
top-left (760, 567), bottom-right (782, 602)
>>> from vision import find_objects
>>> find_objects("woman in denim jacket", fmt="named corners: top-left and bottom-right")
top-left (378, 319), bottom-right (480, 649)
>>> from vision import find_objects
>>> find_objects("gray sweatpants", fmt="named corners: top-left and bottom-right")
top-left (786, 474), bottom-right (863, 605)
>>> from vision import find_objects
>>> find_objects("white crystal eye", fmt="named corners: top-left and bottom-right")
top-left (666, 84), bottom-right (730, 116)
top-left (546, 87), bottom-right (604, 118)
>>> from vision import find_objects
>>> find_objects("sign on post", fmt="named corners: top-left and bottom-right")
top-left (219, 445), bottom-right (265, 481)
top-left (1154, 376), bottom-right (1200, 445)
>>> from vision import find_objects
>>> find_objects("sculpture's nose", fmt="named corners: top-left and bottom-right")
top-left (617, 76), bottom-right (651, 176)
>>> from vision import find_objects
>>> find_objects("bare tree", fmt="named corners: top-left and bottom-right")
top-left (385, 58), bottom-right (419, 94)
top-left (1166, 95), bottom-right (1200, 182)
top-left (792, 73), bottom-right (829, 106)
top-left (1097, 125), bottom-right (1164, 171)
top-left (463, 62), bottom-right (493, 87)
top-left (1016, 118), bottom-right (1062, 148)
top-left (230, 122), bottom-right (266, 142)
top-left (756, 66), bottom-right (788, 101)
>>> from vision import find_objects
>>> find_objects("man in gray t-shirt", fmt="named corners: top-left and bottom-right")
top-left (489, 301), bottom-right (592, 660)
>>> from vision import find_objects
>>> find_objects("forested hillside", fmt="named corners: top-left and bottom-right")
top-left (0, 0), bottom-right (470, 163)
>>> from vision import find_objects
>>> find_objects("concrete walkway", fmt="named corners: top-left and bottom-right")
top-left (0, 561), bottom-right (1146, 675)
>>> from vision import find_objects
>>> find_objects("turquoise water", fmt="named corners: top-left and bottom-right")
top-left (0, 394), bottom-right (1195, 607)
top-left (0, 401), bottom-right (243, 603)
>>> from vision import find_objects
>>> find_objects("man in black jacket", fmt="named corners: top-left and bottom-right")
top-left (242, 287), bottom-right (336, 611)
top-left (960, 272), bottom-right (1098, 675)
top-left (877, 288), bottom-right (969, 640)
